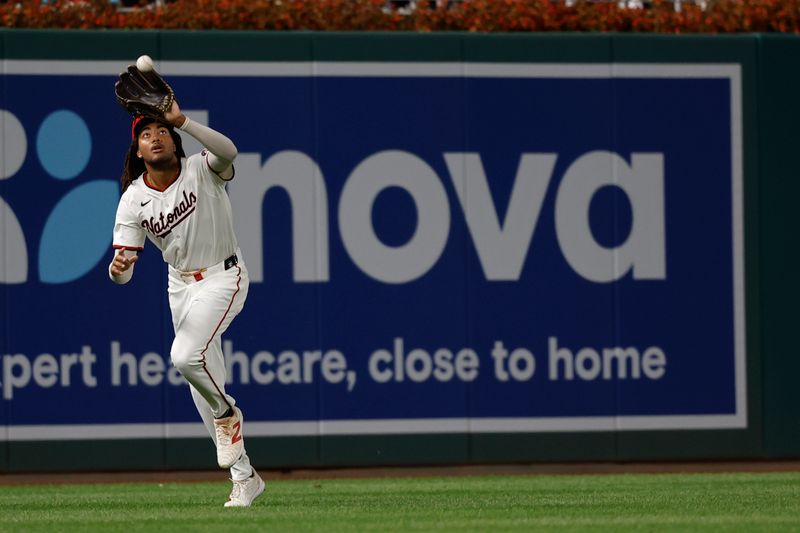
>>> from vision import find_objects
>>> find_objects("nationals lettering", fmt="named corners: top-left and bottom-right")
top-left (141, 190), bottom-right (197, 237)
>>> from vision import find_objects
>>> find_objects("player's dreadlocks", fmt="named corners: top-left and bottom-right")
top-left (120, 117), bottom-right (186, 193)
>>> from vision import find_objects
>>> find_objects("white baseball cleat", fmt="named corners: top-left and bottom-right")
top-left (214, 406), bottom-right (245, 469)
top-left (224, 470), bottom-right (265, 508)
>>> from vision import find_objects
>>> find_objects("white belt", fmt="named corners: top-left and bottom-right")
top-left (173, 253), bottom-right (238, 284)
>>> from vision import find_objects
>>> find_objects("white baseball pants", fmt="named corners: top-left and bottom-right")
top-left (168, 260), bottom-right (253, 481)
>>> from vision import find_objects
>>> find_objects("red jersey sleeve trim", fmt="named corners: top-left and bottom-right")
top-left (113, 244), bottom-right (144, 251)
top-left (206, 153), bottom-right (235, 182)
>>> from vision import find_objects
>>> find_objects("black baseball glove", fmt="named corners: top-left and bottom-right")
top-left (114, 65), bottom-right (175, 119)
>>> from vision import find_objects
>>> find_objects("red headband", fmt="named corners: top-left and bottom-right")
top-left (131, 116), bottom-right (145, 140)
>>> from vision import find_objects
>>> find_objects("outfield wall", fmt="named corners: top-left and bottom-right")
top-left (0, 30), bottom-right (797, 472)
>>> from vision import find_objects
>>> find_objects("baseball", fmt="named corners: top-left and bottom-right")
top-left (136, 55), bottom-right (154, 72)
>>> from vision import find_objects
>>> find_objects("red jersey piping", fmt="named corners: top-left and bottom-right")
top-left (205, 153), bottom-right (236, 182)
top-left (143, 167), bottom-right (182, 192)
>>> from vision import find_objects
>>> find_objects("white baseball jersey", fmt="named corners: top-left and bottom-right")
top-left (112, 151), bottom-right (237, 272)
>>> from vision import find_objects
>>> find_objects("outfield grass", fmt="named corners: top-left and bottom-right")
top-left (1, 472), bottom-right (799, 531)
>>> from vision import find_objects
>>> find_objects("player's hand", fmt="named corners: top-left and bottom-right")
top-left (165, 99), bottom-right (186, 128)
top-left (110, 249), bottom-right (139, 276)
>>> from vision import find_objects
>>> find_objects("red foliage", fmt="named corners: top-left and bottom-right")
top-left (0, 0), bottom-right (798, 32)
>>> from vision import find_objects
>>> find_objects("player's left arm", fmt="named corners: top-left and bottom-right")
top-left (165, 100), bottom-right (238, 180)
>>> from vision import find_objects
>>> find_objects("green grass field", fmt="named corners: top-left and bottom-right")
top-left (1, 472), bottom-right (799, 531)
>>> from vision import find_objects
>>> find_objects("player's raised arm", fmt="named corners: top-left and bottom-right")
top-left (165, 100), bottom-right (238, 178)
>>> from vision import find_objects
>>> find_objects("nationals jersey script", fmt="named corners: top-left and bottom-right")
top-left (112, 152), bottom-right (238, 271)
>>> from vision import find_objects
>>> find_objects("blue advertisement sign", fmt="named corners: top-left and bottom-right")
top-left (0, 62), bottom-right (745, 440)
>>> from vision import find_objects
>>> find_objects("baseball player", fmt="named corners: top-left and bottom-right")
top-left (108, 98), bottom-right (264, 508)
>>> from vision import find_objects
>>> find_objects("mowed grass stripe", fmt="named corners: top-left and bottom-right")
top-left (0, 472), bottom-right (798, 532)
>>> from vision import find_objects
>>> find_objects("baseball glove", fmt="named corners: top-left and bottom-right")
top-left (114, 65), bottom-right (175, 119)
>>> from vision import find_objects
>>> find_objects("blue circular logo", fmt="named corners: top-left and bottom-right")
top-left (36, 110), bottom-right (92, 180)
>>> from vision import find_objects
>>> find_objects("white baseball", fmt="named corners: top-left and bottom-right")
top-left (136, 55), bottom-right (154, 72)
